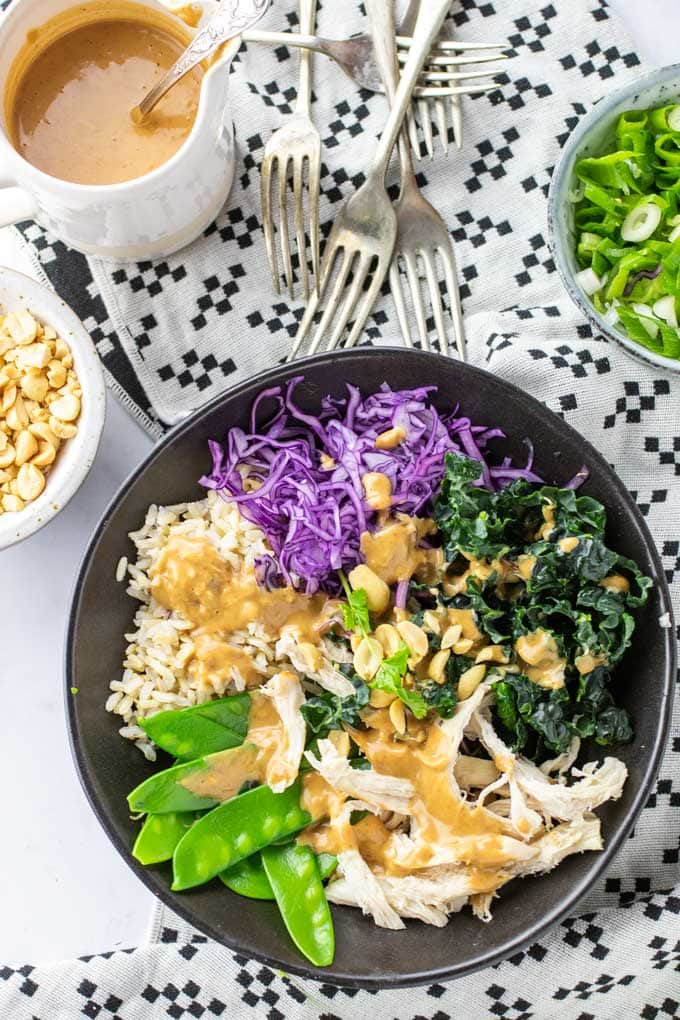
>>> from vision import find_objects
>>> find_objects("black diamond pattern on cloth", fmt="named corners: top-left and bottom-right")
top-left (3, 0), bottom-right (679, 1014)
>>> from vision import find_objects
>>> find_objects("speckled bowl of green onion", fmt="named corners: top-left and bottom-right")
top-left (548, 64), bottom-right (680, 372)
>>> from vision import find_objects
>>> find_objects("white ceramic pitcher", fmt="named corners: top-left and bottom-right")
top-left (0, 0), bottom-right (239, 260)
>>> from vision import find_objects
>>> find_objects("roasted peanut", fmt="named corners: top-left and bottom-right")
top-left (14, 429), bottom-right (38, 467)
top-left (369, 688), bottom-right (395, 708)
top-left (20, 371), bottom-right (49, 403)
top-left (2, 492), bottom-right (24, 513)
top-left (6, 394), bottom-right (28, 431)
top-left (16, 342), bottom-right (51, 370)
top-left (389, 698), bottom-right (406, 735)
top-left (6, 310), bottom-right (37, 346)
top-left (0, 306), bottom-right (81, 516)
top-left (422, 610), bottom-right (442, 636)
top-left (361, 471), bottom-right (392, 511)
top-left (374, 623), bottom-right (402, 658)
top-left (475, 645), bottom-right (509, 665)
top-left (458, 664), bottom-right (486, 701)
top-left (441, 623), bottom-right (463, 650)
top-left (16, 462), bottom-right (46, 502)
top-left (396, 620), bottom-right (429, 665)
top-left (49, 393), bottom-right (80, 422)
top-left (0, 443), bottom-right (15, 469)
top-left (32, 440), bottom-right (57, 468)
top-left (348, 563), bottom-right (390, 615)
top-left (47, 360), bottom-right (67, 389)
top-left (353, 636), bottom-right (383, 681)
top-left (49, 417), bottom-right (78, 440)
top-left (428, 649), bottom-right (451, 684)
top-left (374, 426), bottom-right (406, 450)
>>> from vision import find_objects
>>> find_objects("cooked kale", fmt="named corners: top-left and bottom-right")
top-left (300, 674), bottom-right (370, 736)
top-left (433, 453), bottom-right (650, 761)
top-left (420, 654), bottom-right (473, 719)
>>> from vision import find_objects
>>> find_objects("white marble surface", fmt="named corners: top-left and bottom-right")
top-left (0, 0), bottom-right (677, 968)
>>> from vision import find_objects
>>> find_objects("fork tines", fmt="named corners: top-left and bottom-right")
top-left (289, 243), bottom-right (387, 360)
top-left (261, 138), bottom-right (321, 301)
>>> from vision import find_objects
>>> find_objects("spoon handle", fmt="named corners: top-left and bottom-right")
top-left (136, 0), bottom-right (271, 120)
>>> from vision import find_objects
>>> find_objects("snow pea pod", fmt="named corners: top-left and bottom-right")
top-left (140, 694), bottom-right (250, 761)
top-left (220, 852), bottom-right (274, 900)
top-left (261, 843), bottom-right (335, 968)
top-left (127, 743), bottom-right (259, 814)
top-left (172, 781), bottom-right (311, 891)
top-left (220, 849), bottom-right (338, 901)
top-left (133, 812), bottom-right (201, 865)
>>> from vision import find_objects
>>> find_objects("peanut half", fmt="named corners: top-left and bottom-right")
top-left (0, 306), bottom-right (82, 516)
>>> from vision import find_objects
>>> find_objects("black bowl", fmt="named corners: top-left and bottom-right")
top-left (66, 348), bottom-right (675, 988)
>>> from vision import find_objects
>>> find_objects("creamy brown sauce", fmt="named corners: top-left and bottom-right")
top-left (351, 717), bottom-right (509, 874)
top-left (189, 633), bottom-right (262, 690)
top-left (180, 742), bottom-right (259, 802)
top-left (7, 5), bottom-right (202, 185)
top-left (447, 607), bottom-right (483, 643)
top-left (179, 689), bottom-right (292, 800)
top-left (360, 516), bottom-right (441, 586)
top-left (515, 629), bottom-right (566, 689)
top-left (151, 535), bottom-right (333, 691)
top-left (599, 574), bottom-right (630, 594)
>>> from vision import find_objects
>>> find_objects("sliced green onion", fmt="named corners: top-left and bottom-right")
top-left (621, 203), bottom-right (662, 242)
top-left (653, 294), bottom-right (678, 327)
top-left (571, 103), bottom-right (680, 361)
top-left (603, 302), bottom-right (619, 325)
top-left (631, 302), bottom-right (660, 338)
top-left (575, 267), bottom-right (603, 296)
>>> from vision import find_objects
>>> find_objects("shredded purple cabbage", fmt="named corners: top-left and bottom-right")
top-left (200, 378), bottom-right (541, 594)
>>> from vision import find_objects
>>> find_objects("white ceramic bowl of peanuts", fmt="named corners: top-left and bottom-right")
top-left (0, 267), bottom-right (105, 549)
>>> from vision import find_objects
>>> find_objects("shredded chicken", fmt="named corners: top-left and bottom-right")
top-left (260, 671), bottom-right (305, 793)
top-left (327, 849), bottom-right (404, 929)
top-left (276, 633), bottom-right (355, 698)
top-left (305, 739), bottom-right (415, 814)
top-left (473, 712), bottom-right (627, 821)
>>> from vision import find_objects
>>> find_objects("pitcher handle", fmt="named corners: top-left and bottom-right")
top-left (0, 186), bottom-right (38, 228)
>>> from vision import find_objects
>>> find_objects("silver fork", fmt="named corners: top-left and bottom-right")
top-left (374, 0), bottom-right (465, 359)
top-left (288, 0), bottom-right (453, 360)
top-left (245, 28), bottom-right (507, 100)
top-left (399, 0), bottom-right (462, 157)
top-left (260, 0), bottom-right (321, 300)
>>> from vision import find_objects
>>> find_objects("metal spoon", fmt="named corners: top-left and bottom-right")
top-left (134, 0), bottom-right (271, 122)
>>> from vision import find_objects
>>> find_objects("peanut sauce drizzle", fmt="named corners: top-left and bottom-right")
top-left (151, 535), bottom-right (333, 690)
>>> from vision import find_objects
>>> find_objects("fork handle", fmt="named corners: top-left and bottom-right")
top-left (365, 0), bottom-right (415, 185)
top-left (369, 0), bottom-right (452, 183)
top-left (296, 0), bottom-right (317, 115)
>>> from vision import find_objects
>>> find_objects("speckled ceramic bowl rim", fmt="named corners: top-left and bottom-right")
top-left (0, 266), bottom-right (106, 549)
top-left (548, 63), bottom-right (680, 374)
top-left (65, 348), bottom-right (675, 988)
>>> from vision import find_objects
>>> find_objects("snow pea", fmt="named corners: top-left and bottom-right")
top-left (261, 844), bottom-right (335, 967)
top-left (220, 849), bottom-right (338, 901)
top-left (220, 852), bottom-right (274, 900)
top-left (140, 694), bottom-right (250, 761)
top-left (172, 781), bottom-right (311, 891)
top-left (127, 743), bottom-right (258, 814)
top-left (132, 811), bottom-right (201, 865)
top-left (316, 853), bottom-right (338, 881)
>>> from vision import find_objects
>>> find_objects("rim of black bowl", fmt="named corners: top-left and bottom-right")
top-left (65, 347), bottom-right (676, 988)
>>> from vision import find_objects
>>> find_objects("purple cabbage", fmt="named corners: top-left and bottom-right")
top-left (200, 378), bottom-right (541, 594)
